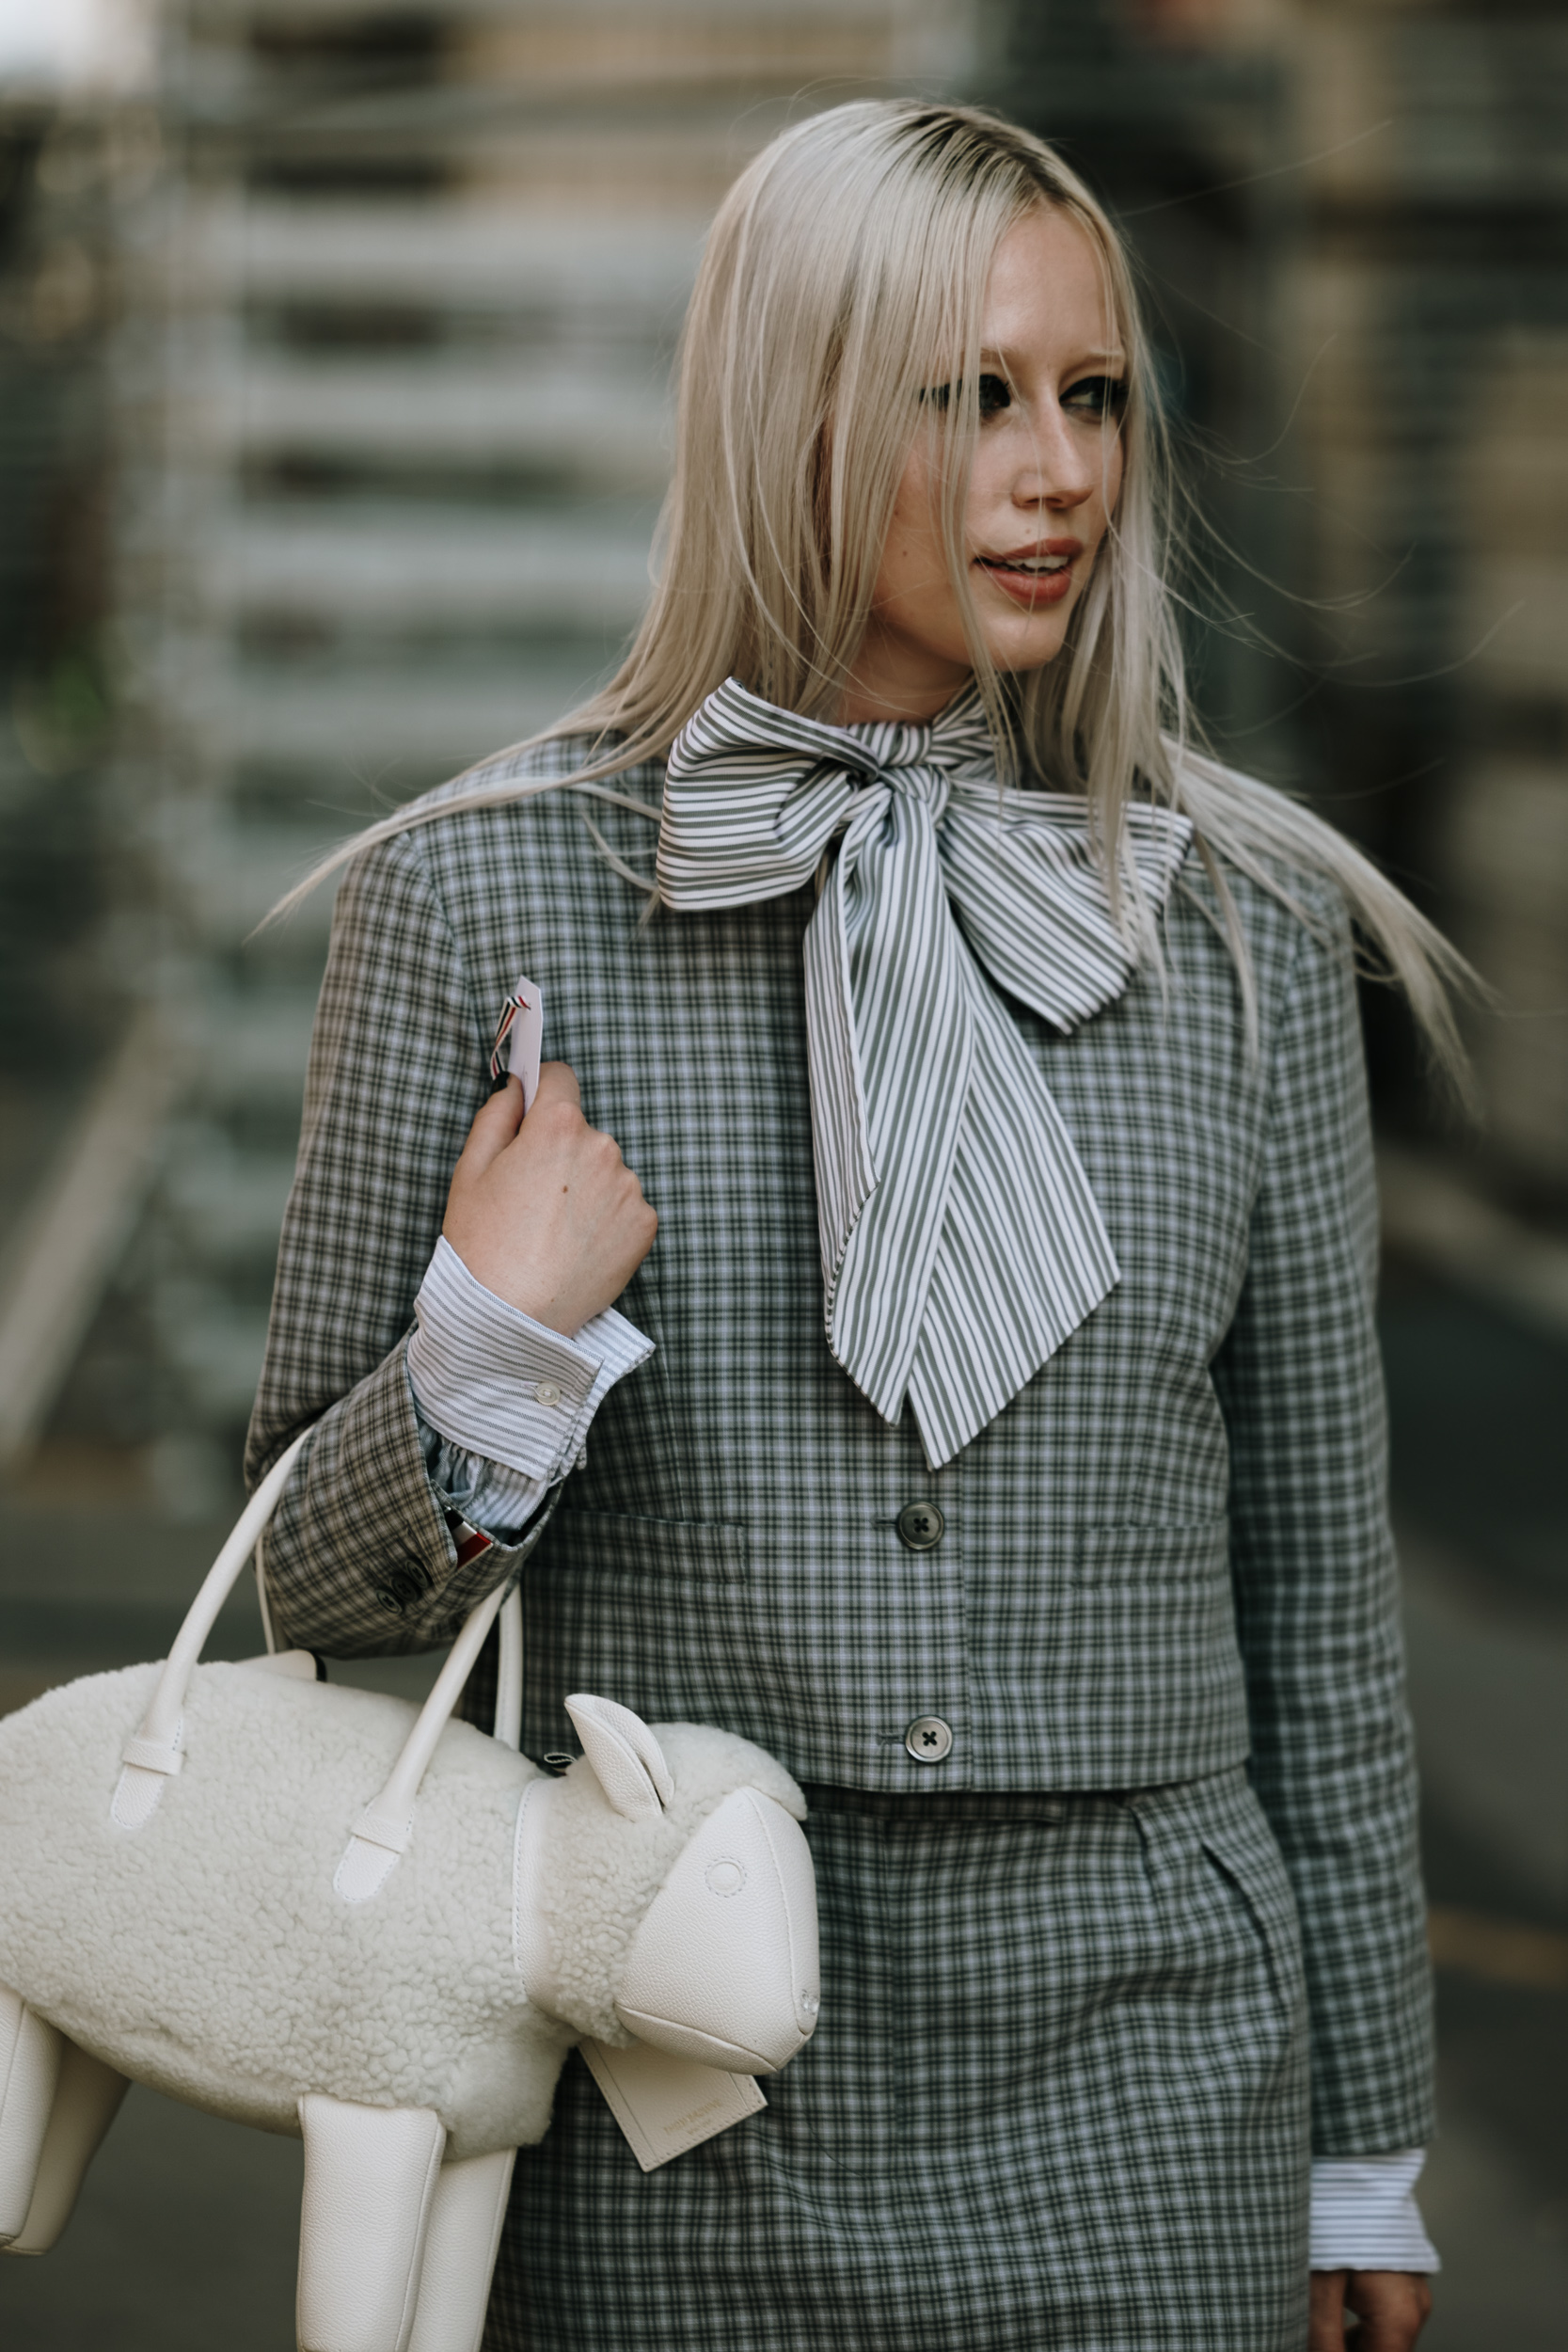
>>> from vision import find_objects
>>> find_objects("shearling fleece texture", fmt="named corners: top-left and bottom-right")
top-left (0, 1661), bottom-right (803, 2159)
top-left (524, 1726), bottom-right (807, 2046)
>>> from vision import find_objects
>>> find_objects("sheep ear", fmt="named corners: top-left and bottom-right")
top-left (563, 1695), bottom-right (673, 1820)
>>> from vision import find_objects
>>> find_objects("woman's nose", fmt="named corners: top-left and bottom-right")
top-left (1012, 411), bottom-right (1095, 511)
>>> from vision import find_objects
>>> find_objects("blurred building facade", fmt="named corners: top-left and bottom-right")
top-left (996, 0), bottom-right (1568, 1195)
top-left (1281, 0), bottom-right (1567, 1199)
top-left (0, 0), bottom-right (1564, 1486)
top-left (0, 0), bottom-right (974, 1492)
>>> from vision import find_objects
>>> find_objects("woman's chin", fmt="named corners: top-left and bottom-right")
top-left (982, 618), bottom-right (1072, 677)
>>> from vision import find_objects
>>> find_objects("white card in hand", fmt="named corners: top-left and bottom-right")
top-left (505, 977), bottom-right (544, 1110)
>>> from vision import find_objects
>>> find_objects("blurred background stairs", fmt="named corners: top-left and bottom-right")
top-left (0, 0), bottom-right (973, 1503)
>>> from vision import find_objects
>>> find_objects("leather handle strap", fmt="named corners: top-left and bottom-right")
top-left (123, 1427), bottom-right (526, 1795)
top-left (131, 1429), bottom-right (312, 1759)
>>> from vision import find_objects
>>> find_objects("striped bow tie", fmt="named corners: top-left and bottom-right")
top-left (658, 677), bottom-right (1193, 1468)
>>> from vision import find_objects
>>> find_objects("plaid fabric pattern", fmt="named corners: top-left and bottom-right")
top-left (245, 731), bottom-right (1435, 2161)
top-left (487, 1766), bottom-right (1310, 2351)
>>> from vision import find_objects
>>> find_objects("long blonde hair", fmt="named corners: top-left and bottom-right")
top-left (273, 99), bottom-right (1472, 1082)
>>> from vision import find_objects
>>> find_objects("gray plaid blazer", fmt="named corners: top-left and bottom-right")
top-left (246, 736), bottom-right (1435, 2158)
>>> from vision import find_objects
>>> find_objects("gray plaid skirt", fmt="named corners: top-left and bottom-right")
top-left (485, 1766), bottom-right (1311, 2351)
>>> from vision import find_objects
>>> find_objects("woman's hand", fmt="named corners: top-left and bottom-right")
top-left (442, 1064), bottom-right (657, 1338)
top-left (1309, 2269), bottom-right (1432, 2350)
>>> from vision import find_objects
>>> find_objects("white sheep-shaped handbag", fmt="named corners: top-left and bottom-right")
top-left (0, 1431), bottom-right (820, 2352)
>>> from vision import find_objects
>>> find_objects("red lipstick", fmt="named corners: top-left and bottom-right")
top-left (974, 538), bottom-right (1084, 609)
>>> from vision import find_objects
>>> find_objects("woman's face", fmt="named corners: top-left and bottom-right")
top-left (842, 204), bottom-right (1128, 725)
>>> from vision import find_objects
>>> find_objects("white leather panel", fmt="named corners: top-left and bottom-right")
top-left (108, 1755), bottom-right (174, 1831)
top-left (0, 1990), bottom-right (64, 2244)
top-left (405, 2148), bottom-right (516, 2352)
top-left (353, 1805), bottom-right (414, 1856)
top-left (244, 1649), bottom-right (321, 1682)
top-left (563, 1695), bottom-right (672, 1821)
top-left (759, 1784), bottom-right (821, 2037)
top-left (614, 1788), bottom-right (820, 2074)
top-left (120, 1728), bottom-right (184, 1775)
top-left (4, 2037), bottom-right (130, 2255)
top-left (332, 1835), bottom-right (401, 1906)
top-left (510, 1780), bottom-right (557, 2011)
top-left (296, 2096), bottom-right (446, 2352)
top-left (610, 2008), bottom-right (785, 2073)
top-left (577, 1696), bottom-right (674, 1807)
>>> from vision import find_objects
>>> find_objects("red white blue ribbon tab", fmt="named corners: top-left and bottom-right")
top-left (488, 977), bottom-right (544, 1108)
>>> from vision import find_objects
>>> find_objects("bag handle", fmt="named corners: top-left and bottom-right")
top-left (112, 1427), bottom-right (527, 1863)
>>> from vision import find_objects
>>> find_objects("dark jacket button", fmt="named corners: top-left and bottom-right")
top-left (375, 1566), bottom-right (429, 1613)
top-left (895, 1501), bottom-right (944, 1551)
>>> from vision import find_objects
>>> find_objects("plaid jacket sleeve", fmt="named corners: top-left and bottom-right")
top-left (1213, 888), bottom-right (1436, 2157)
top-left (244, 832), bottom-right (545, 1654)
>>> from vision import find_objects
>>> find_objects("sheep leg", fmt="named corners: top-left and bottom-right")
top-left (2, 2035), bottom-right (130, 2255)
top-left (405, 2147), bottom-right (516, 2352)
top-left (296, 2095), bottom-right (446, 2352)
top-left (0, 1985), bottom-right (63, 2247)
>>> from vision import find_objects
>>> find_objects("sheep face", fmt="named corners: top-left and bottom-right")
top-left (514, 1698), bottom-right (820, 2074)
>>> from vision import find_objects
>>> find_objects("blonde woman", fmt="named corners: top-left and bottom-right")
top-left (249, 102), bottom-right (1454, 2351)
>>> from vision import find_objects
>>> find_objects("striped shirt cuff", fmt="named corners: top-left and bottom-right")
top-left (422, 1435), bottom-right (547, 1552)
top-left (1309, 2151), bottom-right (1439, 2272)
top-left (408, 1234), bottom-right (654, 1481)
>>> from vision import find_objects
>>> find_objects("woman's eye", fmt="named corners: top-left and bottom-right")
top-left (1062, 374), bottom-right (1128, 420)
top-left (919, 374), bottom-right (1012, 417)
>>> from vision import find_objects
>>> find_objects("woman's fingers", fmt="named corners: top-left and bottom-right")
top-left (443, 1060), bottom-right (657, 1334)
top-left (455, 1075), bottom-right (527, 1176)
top-left (456, 1061), bottom-right (580, 1174)
top-left (1307, 2270), bottom-right (1347, 2351)
top-left (456, 1060), bottom-right (579, 1172)
top-left (1345, 2272), bottom-right (1432, 2350)
top-left (531, 1060), bottom-right (581, 1110)
top-left (1309, 2270), bottom-right (1432, 2352)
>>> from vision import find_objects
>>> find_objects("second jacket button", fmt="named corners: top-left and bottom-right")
top-left (896, 1501), bottom-right (944, 1551)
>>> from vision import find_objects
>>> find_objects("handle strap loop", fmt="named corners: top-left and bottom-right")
top-left (115, 1426), bottom-right (527, 1851)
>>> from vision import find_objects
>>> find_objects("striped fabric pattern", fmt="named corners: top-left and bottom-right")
top-left (1308, 2151), bottom-right (1439, 2272)
top-left (407, 1234), bottom-right (653, 1482)
top-left (658, 678), bottom-right (1192, 1467)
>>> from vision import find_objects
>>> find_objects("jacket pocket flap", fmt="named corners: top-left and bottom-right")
top-left (545, 1506), bottom-right (748, 1583)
